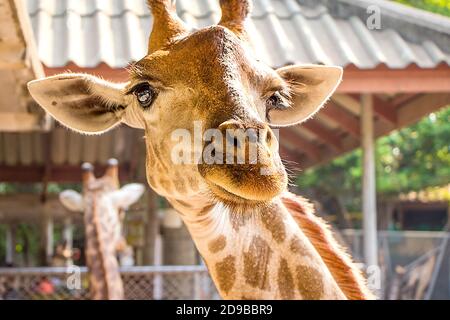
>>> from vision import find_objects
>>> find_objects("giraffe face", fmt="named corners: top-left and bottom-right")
top-left (125, 26), bottom-right (290, 202)
top-left (28, 6), bottom-right (342, 205)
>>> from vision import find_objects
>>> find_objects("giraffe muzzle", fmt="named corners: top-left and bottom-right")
top-left (198, 120), bottom-right (287, 202)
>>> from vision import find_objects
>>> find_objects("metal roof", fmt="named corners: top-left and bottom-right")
top-left (26, 0), bottom-right (450, 69)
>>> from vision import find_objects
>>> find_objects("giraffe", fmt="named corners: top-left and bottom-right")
top-left (28, 0), bottom-right (374, 299)
top-left (59, 159), bottom-right (145, 300)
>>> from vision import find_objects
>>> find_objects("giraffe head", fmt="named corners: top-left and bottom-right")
top-left (29, 0), bottom-right (342, 206)
top-left (59, 159), bottom-right (145, 251)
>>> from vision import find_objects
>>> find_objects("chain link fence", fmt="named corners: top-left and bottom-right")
top-left (0, 265), bottom-right (220, 300)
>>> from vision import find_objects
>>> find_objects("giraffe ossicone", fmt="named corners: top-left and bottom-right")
top-left (30, 0), bottom-right (374, 300)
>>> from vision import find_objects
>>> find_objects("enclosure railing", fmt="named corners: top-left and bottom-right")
top-left (340, 230), bottom-right (450, 300)
top-left (0, 265), bottom-right (220, 300)
top-left (1, 231), bottom-right (449, 300)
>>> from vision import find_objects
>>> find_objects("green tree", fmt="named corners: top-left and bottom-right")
top-left (394, 0), bottom-right (450, 17)
top-left (297, 107), bottom-right (450, 225)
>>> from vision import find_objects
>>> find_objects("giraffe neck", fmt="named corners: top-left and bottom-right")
top-left (84, 192), bottom-right (124, 300)
top-left (168, 195), bottom-right (346, 300)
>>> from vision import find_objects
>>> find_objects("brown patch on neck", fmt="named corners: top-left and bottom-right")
top-left (243, 236), bottom-right (272, 290)
top-left (260, 207), bottom-right (286, 243)
top-left (278, 258), bottom-right (295, 300)
top-left (289, 236), bottom-right (309, 256)
top-left (173, 177), bottom-right (187, 194)
top-left (215, 255), bottom-right (236, 295)
top-left (296, 265), bottom-right (324, 300)
top-left (208, 235), bottom-right (227, 254)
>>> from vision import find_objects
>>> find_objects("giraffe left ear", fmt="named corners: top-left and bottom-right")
top-left (28, 74), bottom-right (127, 134)
top-left (270, 65), bottom-right (343, 127)
top-left (60, 190), bottom-right (84, 212)
top-left (111, 184), bottom-right (146, 210)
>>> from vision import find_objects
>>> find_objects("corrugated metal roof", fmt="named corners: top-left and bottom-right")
top-left (26, 0), bottom-right (450, 69)
top-left (0, 126), bottom-right (138, 167)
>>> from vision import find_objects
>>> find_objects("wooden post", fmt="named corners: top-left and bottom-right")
top-left (361, 94), bottom-right (378, 269)
top-left (143, 189), bottom-right (159, 265)
top-left (5, 224), bottom-right (14, 266)
top-left (63, 217), bottom-right (73, 266)
top-left (46, 216), bottom-right (54, 265)
top-left (161, 208), bottom-right (197, 299)
top-left (40, 204), bottom-right (54, 266)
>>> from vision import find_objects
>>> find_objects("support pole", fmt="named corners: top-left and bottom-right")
top-left (63, 217), bottom-right (73, 266)
top-left (144, 189), bottom-right (159, 265)
top-left (46, 216), bottom-right (54, 265)
top-left (361, 94), bottom-right (378, 269)
top-left (161, 208), bottom-right (197, 299)
top-left (5, 224), bottom-right (14, 266)
top-left (40, 204), bottom-right (54, 266)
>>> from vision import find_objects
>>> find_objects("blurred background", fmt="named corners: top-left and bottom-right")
top-left (0, 0), bottom-right (449, 300)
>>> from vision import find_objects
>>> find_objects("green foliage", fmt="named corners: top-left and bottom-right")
top-left (394, 0), bottom-right (450, 16)
top-left (376, 109), bottom-right (450, 194)
top-left (298, 107), bottom-right (450, 212)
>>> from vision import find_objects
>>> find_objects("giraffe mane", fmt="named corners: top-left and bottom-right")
top-left (281, 192), bottom-right (376, 300)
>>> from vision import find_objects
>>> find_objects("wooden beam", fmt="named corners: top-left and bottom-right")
top-left (300, 93), bottom-right (450, 170)
top-left (390, 93), bottom-right (421, 107)
top-left (300, 120), bottom-right (343, 151)
top-left (338, 65), bottom-right (450, 94)
top-left (320, 103), bottom-right (361, 138)
top-left (279, 129), bottom-right (322, 160)
top-left (373, 96), bottom-right (398, 125)
top-left (0, 164), bottom-right (131, 183)
top-left (0, 194), bottom-right (81, 223)
top-left (337, 94), bottom-right (398, 126)
top-left (42, 62), bottom-right (450, 96)
top-left (332, 94), bottom-right (360, 115)
top-left (11, 0), bottom-right (45, 78)
top-left (397, 93), bottom-right (450, 127)
top-left (0, 112), bottom-right (41, 132)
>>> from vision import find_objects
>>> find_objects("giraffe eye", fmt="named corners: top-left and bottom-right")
top-left (266, 91), bottom-right (288, 110)
top-left (133, 83), bottom-right (157, 109)
top-left (266, 91), bottom-right (290, 121)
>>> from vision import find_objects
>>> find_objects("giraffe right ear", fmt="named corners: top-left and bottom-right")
top-left (28, 74), bottom-right (127, 134)
top-left (110, 183), bottom-right (146, 210)
top-left (60, 190), bottom-right (84, 212)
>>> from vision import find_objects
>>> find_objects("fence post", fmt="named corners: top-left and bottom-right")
top-left (5, 224), bottom-right (15, 266)
top-left (153, 236), bottom-right (163, 300)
